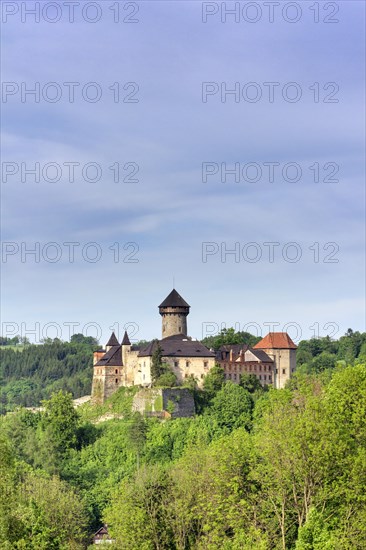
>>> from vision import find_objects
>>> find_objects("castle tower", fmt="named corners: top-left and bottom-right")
top-left (121, 330), bottom-right (131, 366)
top-left (253, 332), bottom-right (297, 389)
top-left (91, 331), bottom-right (123, 404)
top-left (159, 289), bottom-right (190, 338)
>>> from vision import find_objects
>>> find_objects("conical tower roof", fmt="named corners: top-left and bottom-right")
top-left (106, 332), bottom-right (119, 347)
top-left (159, 289), bottom-right (190, 308)
top-left (121, 330), bottom-right (131, 345)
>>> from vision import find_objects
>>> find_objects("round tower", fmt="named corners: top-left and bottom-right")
top-left (159, 289), bottom-right (190, 338)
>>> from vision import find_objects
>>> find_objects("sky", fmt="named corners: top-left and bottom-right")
top-left (1, 0), bottom-right (365, 345)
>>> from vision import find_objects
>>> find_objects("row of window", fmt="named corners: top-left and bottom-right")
top-left (174, 360), bottom-right (209, 369)
top-left (95, 369), bottom-right (120, 375)
top-left (223, 363), bottom-right (272, 373)
top-left (225, 373), bottom-right (272, 383)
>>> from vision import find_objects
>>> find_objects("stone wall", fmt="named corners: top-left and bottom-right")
top-left (132, 388), bottom-right (195, 418)
top-left (160, 307), bottom-right (188, 338)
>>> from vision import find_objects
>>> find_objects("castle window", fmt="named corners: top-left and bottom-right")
top-left (115, 369), bottom-right (118, 374)
top-left (282, 368), bottom-right (286, 374)
top-left (174, 361), bottom-right (179, 368)
top-left (264, 365), bottom-right (266, 372)
top-left (268, 375), bottom-right (272, 382)
top-left (259, 375), bottom-right (262, 380)
top-left (204, 361), bottom-right (208, 369)
top-left (115, 379), bottom-right (118, 384)
top-left (185, 374), bottom-right (188, 378)
top-left (201, 374), bottom-right (204, 379)
top-left (259, 365), bottom-right (262, 372)
top-left (264, 375), bottom-right (266, 381)
top-left (179, 327), bottom-right (181, 332)
top-left (186, 361), bottom-right (189, 368)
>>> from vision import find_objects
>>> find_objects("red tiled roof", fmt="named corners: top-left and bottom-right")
top-left (253, 332), bottom-right (297, 350)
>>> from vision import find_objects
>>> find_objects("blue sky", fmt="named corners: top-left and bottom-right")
top-left (1, 1), bottom-right (365, 344)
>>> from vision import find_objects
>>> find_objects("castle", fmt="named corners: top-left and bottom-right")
top-left (91, 289), bottom-right (297, 404)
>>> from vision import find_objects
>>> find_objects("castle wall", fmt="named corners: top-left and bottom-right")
top-left (163, 356), bottom-right (215, 387)
top-left (132, 388), bottom-right (195, 418)
top-left (123, 349), bottom-right (140, 386)
top-left (261, 348), bottom-right (296, 389)
top-left (91, 365), bottom-right (124, 404)
top-left (220, 360), bottom-right (274, 386)
top-left (135, 356), bottom-right (153, 386)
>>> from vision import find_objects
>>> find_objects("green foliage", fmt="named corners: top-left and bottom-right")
top-left (296, 331), bottom-right (366, 373)
top-left (207, 381), bottom-right (253, 431)
top-left (202, 364), bottom-right (225, 397)
top-left (239, 372), bottom-right (266, 394)
top-left (151, 343), bottom-right (165, 383)
top-left (0, 338), bottom-right (97, 411)
top-left (2, 329), bottom-right (365, 549)
top-left (0, 436), bottom-right (88, 549)
top-left (155, 371), bottom-right (177, 388)
top-left (42, 390), bottom-right (80, 455)
top-left (201, 327), bottom-right (261, 350)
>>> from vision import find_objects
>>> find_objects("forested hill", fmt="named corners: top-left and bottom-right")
top-left (1, 329), bottom-right (365, 413)
top-left (0, 335), bottom-right (97, 412)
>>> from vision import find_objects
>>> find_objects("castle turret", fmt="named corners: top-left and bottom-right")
top-left (106, 331), bottom-right (119, 352)
top-left (121, 330), bottom-right (131, 366)
top-left (159, 289), bottom-right (190, 338)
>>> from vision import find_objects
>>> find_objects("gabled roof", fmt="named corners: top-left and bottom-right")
top-left (138, 335), bottom-right (215, 358)
top-left (253, 332), bottom-right (297, 350)
top-left (121, 331), bottom-right (131, 345)
top-left (246, 349), bottom-right (274, 362)
top-left (159, 289), bottom-right (190, 308)
top-left (138, 340), bottom-right (158, 357)
top-left (106, 332), bottom-right (119, 347)
top-left (95, 345), bottom-right (122, 366)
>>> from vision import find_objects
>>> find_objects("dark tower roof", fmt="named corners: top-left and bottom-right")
top-left (159, 289), bottom-right (190, 308)
top-left (106, 332), bottom-right (119, 347)
top-left (121, 331), bottom-right (131, 346)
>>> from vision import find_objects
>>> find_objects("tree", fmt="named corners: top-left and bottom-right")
top-left (151, 343), bottom-right (166, 383)
top-left (203, 364), bottom-right (225, 396)
top-left (311, 352), bottom-right (337, 372)
top-left (240, 373), bottom-right (265, 394)
top-left (201, 327), bottom-right (261, 350)
top-left (70, 333), bottom-right (99, 346)
top-left (207, 382), bottom-right (253, 431)
top-left (104, 465), bottom-right (173, 549)
top-left (41, 391), bottom-right (80, 463)
top-left (155, 371), bottom-right (177, 388)
top-left (126, 412), bottom-right (147, 469)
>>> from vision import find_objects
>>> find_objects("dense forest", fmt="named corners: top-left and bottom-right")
top-left (0, 334), bottom-right (98, 412)
top-left (0, 329), bottom-right (365, 548)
